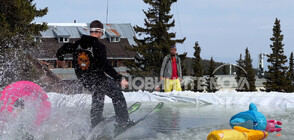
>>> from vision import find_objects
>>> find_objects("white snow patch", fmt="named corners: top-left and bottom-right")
top-left (47, 91), bottom-right (171, 108)
top-left (47, 90), bottom-right (294, 108)
top-left (153, 90), bottom-right (294, 108)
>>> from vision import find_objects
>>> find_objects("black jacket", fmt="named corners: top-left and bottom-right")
top-left (56, 35), bottom-right (122, 82)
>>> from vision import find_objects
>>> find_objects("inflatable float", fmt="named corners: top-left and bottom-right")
top-left (0, 81), bottom-right (51, 126)
top-left (230, 103), bottom-right (267, 131)
top-left (207, 126), bottom-right (268, 140)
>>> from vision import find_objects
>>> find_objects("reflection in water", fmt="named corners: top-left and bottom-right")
top-left (152, 107), bottom-right (180, 134)
top-left (115, 104), bottom-right (181, 140)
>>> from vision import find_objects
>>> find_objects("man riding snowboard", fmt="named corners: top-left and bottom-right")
top-left (56, 20), bottom-right (134, 133)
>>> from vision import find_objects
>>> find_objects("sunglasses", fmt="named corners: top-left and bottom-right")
top-left (90, 28), bottom-right (105, 35)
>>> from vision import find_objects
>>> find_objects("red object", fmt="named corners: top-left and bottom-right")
top-left (0, 81), bottom-right (51, 126)
top-left (276, 133), bottom-right (282, 137)
top-left (171, 56), bottom-right (178, 79)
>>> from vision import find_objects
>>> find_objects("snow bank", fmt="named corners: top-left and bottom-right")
top-left (47, 91), bottom-right (172, 108)
top-left (153, 90), bottom-right (294, 108)
top-left (47, 90), bottom-right (294, 108)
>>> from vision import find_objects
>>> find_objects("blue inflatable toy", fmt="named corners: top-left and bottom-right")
top-left (230, 103), bottom-right (267, 130)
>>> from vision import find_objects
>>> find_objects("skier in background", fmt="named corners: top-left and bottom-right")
top-left (158, 46), bottom-right (182, 92)
top-left (56, 20), bottom-right (134, 132)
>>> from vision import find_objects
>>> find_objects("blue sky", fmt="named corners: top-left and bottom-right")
top-left (34, 0), bottom-right (294, 68)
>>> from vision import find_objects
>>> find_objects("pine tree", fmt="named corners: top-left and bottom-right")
top-left (289, 52), bottom-right (294, 83)
top-left (223, 65), bottom-right (228, 75)
top-left (0, 0), bottom-right (48, 47)
top-left (0, 0), bottom-right (48, 88)
top-left (243, 48), bottom-right (256, 91)
top-left (286, 52), bottom-right (294, 92)
top-left (236, 54), bottom-right (245, 91)
top-left (193, 41), bottom-right (203, 77)
top-left (264, 18), bottom-right (290, 92)
top-left (236, 54), bottom-right (245, 80)
top-left (193, 41), bottom-right (203, 91)
top-left (178, 52), bottom-right (187, 76)
top-left (125, 0), bottom-right (185, 77)
top-left (206, 57), bottom-right (218, 93)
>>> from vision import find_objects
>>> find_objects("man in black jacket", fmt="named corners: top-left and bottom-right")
top-left (56, 20), bottom-right (133, 130)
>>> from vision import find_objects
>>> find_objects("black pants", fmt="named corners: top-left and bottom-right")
top-left (81, 76), bottom-right (129, 128)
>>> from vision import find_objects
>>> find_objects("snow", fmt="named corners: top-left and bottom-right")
top-left (153, 90), bottom-right (294, 108)
top-left (47, 90), bottom-right (294, 108)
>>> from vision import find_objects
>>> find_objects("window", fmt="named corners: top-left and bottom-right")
top-left (49, 63), bottom-right (54, 69)
top-left (68, 61), bottom-right (72, 68)
top-left (115, 37), bottom-right (120, 42)
top-left (59, 37), bottom-right (69, 43)
top-left (59, 37), bottom-right (63, 42)
top-left (113, 60), bottom-right (117, 67)
top-left (110, 37), bottom-right (115, 42)
top-left (110, 37), bottom-right (120, 42)
top-left (117, 60), bottom-right (124, 67)
top-left (54, 61), bottom-right (57, 68)
top-left (34, 37), bottom-right (42, 43)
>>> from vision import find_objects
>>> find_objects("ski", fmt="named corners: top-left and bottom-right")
top-left (80, 102), bottom-right (141, 140)
top-left (114, 102), bottom-right (164, 138)
top-left (106, 102), bottom-right (141, 122)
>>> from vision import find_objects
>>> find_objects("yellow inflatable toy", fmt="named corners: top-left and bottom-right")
top-left (207, 126), bottom-right (268, 140)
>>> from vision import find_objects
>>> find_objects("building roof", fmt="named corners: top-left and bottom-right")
top-left (30, 38), bottom-right (137, 59)
top-left (52, 26), bottom-right (71, 37)
top-left (100, 38), bottom-right (137, 58)
top-left (40, 23), bottom-right (136, 46)
top-left (32, 23), bottom-right (138, 59)
top-left (50, 67), bottom-right (130, 80)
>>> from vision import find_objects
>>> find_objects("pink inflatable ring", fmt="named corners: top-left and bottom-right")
top-left (0, 81), bottom-right (51, 126)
